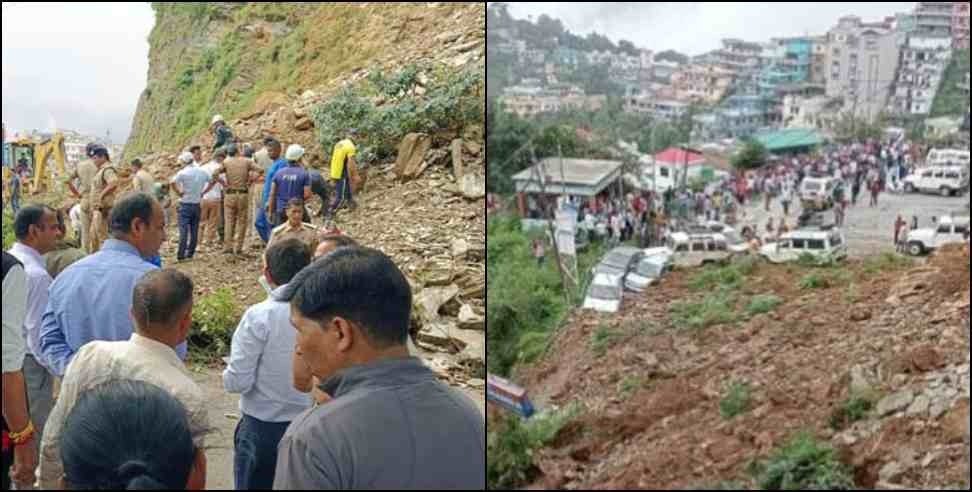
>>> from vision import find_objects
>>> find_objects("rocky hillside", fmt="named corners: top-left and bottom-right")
top-left (125, 2), bottom-right (485, 158)
top-left (504, 246), bottom-right (970, 490)
top-left (118, 3), bottom-right (486, 394)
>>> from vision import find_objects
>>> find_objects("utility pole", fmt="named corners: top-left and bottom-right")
top-left (528, 143), bottom-right (575, 306)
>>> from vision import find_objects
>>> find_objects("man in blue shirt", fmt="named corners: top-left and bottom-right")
top-left (267, 145), bottom-right (310, 227)
top-left (255, 139), bottom-right (286, 244)
top-left (39, 192), bottom-right (184, 378)
top-left (223, 238), bottom-right (312, 490)
top-left (170, 152), bottom-right (211, 261)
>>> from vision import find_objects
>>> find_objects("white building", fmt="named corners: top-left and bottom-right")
top-left (892, 35), bottom-right (953, 115)
top-left (825, 16), bottom-right (905, 122)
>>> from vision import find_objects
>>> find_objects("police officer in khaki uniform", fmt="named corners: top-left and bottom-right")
top-left (206, 143), bottom-right (263, 255)
top-left (87, 146), bottom-right (119, 252)
top-left (266, 198), bottom-right (321, 251)
top-left (64, 143), bottom-right (100, 252)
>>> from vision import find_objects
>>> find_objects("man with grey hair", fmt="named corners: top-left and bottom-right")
top-left (39, 269), bottom-right (209, 489)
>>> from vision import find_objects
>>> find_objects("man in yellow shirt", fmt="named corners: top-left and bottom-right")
top-left (326, 130), bottom-right (358, 221)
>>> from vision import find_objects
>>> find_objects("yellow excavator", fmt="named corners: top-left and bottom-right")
top-left (3, 132), bottom-right (67, 195)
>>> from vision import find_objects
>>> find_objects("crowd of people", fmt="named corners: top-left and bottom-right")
top-left (548, 135), bottom-right (937, 250)
top-left (2, 117), bottom-right (486, 490)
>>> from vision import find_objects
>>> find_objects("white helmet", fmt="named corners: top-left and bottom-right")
top-left (285, 144), bottom-right (305, 161)
top-left (179, 152), bottom-right (194, 164)
top-left (211, 114), bottom-right (224, 125)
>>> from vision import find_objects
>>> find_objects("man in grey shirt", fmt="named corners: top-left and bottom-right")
top-left (275, 246), bottom-right (485, 490)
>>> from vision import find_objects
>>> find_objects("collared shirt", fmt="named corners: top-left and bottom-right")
top-left (8, 243), bottom-right (54, 363)
top-left (38, 333), bottom-right (209, 489)
top-left (201, 161), bottom-right (224, 201)
top-left (267, 221), bottom-right (320, 250)
top-left (2, 263), bottom-right (28, 373)
top-left (273, 357), bottom-right (486, 490)
top-left (43, 241), bottom-right (86, 279)
top-left (65, 159), bottom-right (98, 209)
top-left (216, 157), bottom-right (263, 191)
top-left (39, 239), bottom-right (186, 377)
top-left (89, 164), bottom-right (119, 210)
top-left (171, 165), bottom-right (211, 205)
top-left (223, 285), bottom-right (312, 423)
top-left (261, 158), bottom-right (289, 206)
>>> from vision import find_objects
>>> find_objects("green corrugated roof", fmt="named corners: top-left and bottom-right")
top-left (754, 128), bottom-right (824, 152)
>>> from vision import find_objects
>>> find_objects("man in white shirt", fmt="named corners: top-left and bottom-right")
top-left (223, 238), bottom-right (313, 489)
top-left (200, 151), bottom-right (226, 249)
top-left (7, 205), bottom-right (60, 465)
top-left (170, 152), bottom-right (212, 261)
top-left (3, 252), bottom-right (38, 490)
top-left (39, 269), bottom-right (210, 489)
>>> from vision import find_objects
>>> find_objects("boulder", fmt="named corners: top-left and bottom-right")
top-left (876, 390), bottom-right (914, 417)
top-left (415, 284), bottom-right (460, 322)
top-left (394, 133), bottom-right (432, 181)
top-left (458, 304), bottom-right (485, 331)
top-left (294, 117), bottom-right (314, 131)
top-left (459, 173), bottom-right (485, 200)
top-left (451, 138), bottom-right (465, 179)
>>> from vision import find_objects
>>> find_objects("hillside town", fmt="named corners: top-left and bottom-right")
top-left (492, 2), bottom-right (970, 142)
top-left (487, 2), bottom-right (970, 491)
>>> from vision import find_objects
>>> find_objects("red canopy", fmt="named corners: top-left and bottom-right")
top-left (654, 147), bottom-right (706, 166)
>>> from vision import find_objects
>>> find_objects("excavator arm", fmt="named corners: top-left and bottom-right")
top-left (30, 132), bottom-right (67, 194)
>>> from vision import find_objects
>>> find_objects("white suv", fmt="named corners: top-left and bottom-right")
top-left (666, 232), bottom-right (732, 268)
top-left (904, 215), bottom-right (970, 256)
top-left (759, 227), bottom-right (848, 264)
top-left (903, 166), bottom-right (969, 197)
top-left (800, 177), bottom-right (837, 210)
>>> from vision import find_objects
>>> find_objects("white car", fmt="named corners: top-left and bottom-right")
top-left (904, 215), bottom-right (970, 256)
top-left (593, 247), bottom-right (644, 286)
top-left (799, 177), bottom-right (837, 209)
top-left (666, 232), bottom-right (732, 268)
top-left (759, 227), bottom-right (848, 264)
top-left (902, 166), bottom-right (969, 197)
top-left (624, 254), bottom-right (669, 292)
top-left (583, 273), bottom-right (624, 313)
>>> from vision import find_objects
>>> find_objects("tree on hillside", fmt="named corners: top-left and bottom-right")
top-left (732, 139), bottom-right (768, 171)
top-left (654, 49), bottom-right (689, 65)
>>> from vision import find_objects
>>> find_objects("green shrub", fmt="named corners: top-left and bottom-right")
top-left (755, 433), bottom-right (855, 490)
top-left (516, 331), bottom-right (550, 364)
top-left (311, 63), bottom-right (484, 164)
top-left (671, 292), bottom-right (737, 330)
top-left (829, 393), bottom-right (876, 431)
top-left (689, 264), bottom-right (744, 291)
top-left (189, 288), bottom-right (240, 362)
top-left (861, 253), bottom-right (913, 276)
top-left (800, 269), bottom-right (853, 290)
top-left (487, 216), bottom-right (606, 376)
top-left (745, 294), bottom-right (782, 316)
top-left (720, 381), bottom-right (752, 419)
top-left (796, 252), bottom-right (839, 268)
top-left (590, 325), bottom-right (619, 357)
top-left (487, 406), bottom-right (580, 490)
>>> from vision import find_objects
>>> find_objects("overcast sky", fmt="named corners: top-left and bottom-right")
top-left (504, 2), bottom-right (917, 56)
top-left (2, 2), bottom-right (154, 144)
